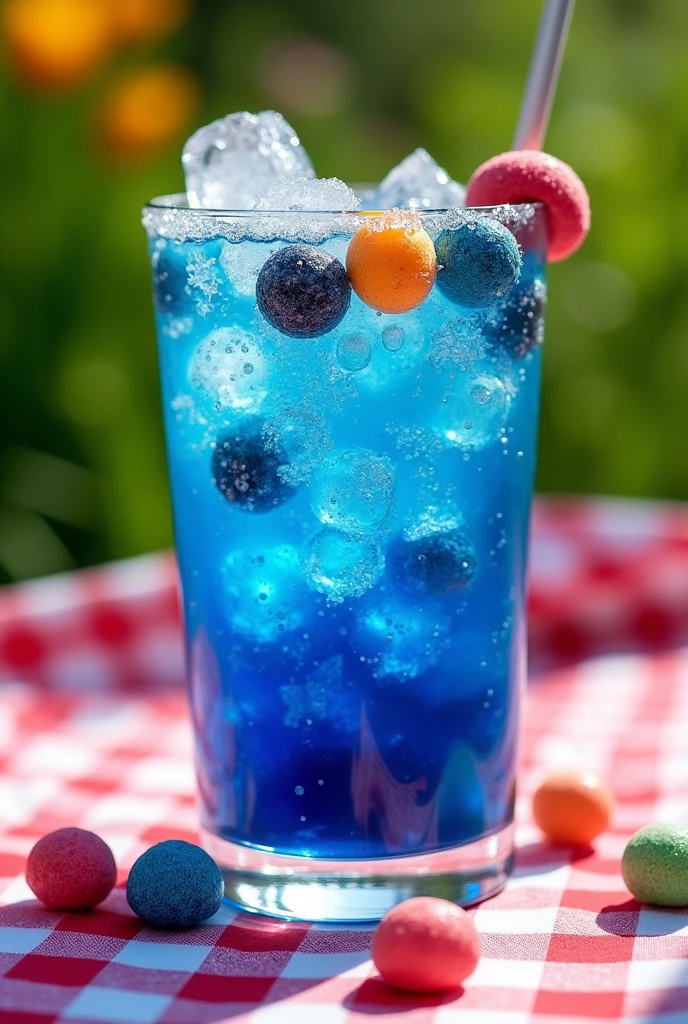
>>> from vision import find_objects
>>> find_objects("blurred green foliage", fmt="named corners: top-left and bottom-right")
top-left (1, 0), bottom-right (688, 582)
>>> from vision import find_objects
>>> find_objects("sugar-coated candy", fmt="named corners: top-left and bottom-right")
top-left (435, 219), bottom-right (522, 309)
top-left (390, 529), bottom-right (477, 595)
top-left (26, 828), bottom-right (116, 911)
top-left (465, 150), bottom-right (590, 262)
top-left (211, 419), bottom-right (296, 512)
top-left (372, 897), bottom-right (481, 993)
top-left (152, 248), bottom-right (189, 316)
top-left (256, 244), bottom-right (350, 338)
top-left (126, 840), bottom-right (224, 928)
top-left (533, 771), bottom-right (613, 845)
top-left (487, 277), bottom-right (546, 359)
top-left (622, 825), bottom-right (688, 907)
top-left (346, 212), bottom-right (436, 314)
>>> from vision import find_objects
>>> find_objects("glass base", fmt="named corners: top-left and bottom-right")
top-left (202, 824), bottom-right (514, 923)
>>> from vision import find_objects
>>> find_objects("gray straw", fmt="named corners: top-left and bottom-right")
top-left (513, 0), bottom-right (575, 150)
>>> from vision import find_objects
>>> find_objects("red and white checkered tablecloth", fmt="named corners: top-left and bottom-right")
top-left (1, 496), bottom-right (688, 1024)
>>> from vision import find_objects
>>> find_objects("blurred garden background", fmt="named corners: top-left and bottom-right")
top-left (1, 0), bottom-right (687, 582)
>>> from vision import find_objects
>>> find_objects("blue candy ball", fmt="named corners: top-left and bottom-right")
top-left (487, 277), bottom-right (546, 359)
top-left (390, 529), bottom-right (478, 595)
top-left (126, 840), bottom-right (224, 928)
top-left (211, 418), bottom-right (297, 512)
top-left (435, 219), bottom-right (522, 309)
top-left (256, 244), bottom-right (351, 338)
top-left (152, 247), bottom-right (190, 316)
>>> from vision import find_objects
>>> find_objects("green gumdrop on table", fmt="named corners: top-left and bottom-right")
top-left (622, 824), bottom-right (688, 907)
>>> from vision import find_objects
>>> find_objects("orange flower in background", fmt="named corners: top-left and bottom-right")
top-left (3, 0), bottom-right (113, 90)
top-left (107, 0), bottom-right (190, 44)
top-left (98, 65), bottom-right (200, 161)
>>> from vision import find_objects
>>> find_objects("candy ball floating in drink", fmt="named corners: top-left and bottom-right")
top-left (435, 218), bottom-right (522, 309)
top-left (621, 824), bottom-right (688, 907)
top-left (487, 277), bottom-right (546, 359)
top-left (346, 212), bottom-right (436, 314)
top-left (256, 244), bottom-right (351, 338)
top-left (211, 419), bottom-right (296, 511)
top-left (26, 828), bottom-right (116, 910)
top-left (126, 840), bottom-right (224, 928)
top-left (466, 150), bottom-right (590, 262)
top-left (152, 247), bottom-right (192, 316)
top-left (533, 771), bottom-right (614, 845)
top-left (390, 529), bottom-right (477, 596)
top-left (372, 897), bottom-right (481, 993)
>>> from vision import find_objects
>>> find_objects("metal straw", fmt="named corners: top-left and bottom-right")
top-left (513, 0), bottom-right (575, 150)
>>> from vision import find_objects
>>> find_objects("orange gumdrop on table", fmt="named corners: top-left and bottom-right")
top-left (346, 212), bottom-right (436, 314)
top-left (532, 771), bottom-right (614, 846)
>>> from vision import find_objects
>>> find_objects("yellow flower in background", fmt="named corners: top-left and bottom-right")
top-left (97, 65), bottom-right (199, 161)
top-left (107, 0), bottom-right (190, 44)
top-left (3, 0), bottom-right (113, 90)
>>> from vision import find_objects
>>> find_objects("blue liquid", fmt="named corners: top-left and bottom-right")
top-left (150, 212), bottom-right (545, 860)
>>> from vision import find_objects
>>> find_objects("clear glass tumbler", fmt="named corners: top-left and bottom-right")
top-left (143, 198), bottom-right (546, 921)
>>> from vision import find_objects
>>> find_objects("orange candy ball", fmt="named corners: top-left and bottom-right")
top-left (346, 212), bottom-right (436, 314)
top-left (533, 771), bottom-right (614, 846)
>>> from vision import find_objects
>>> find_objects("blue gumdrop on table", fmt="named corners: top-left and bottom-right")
top-left (435, 218), bottom-right (522, 309)
top-left (126, 840), bottom-right (224, 928)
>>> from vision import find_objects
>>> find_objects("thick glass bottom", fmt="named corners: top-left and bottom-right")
top-left (202, 823), bottom-right (514, 922)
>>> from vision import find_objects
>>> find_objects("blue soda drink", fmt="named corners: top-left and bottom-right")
top-left (145, 142), bottom-right (546, 917)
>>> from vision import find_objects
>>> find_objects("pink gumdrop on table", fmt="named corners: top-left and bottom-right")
top-left (465, 150), bottom-right (590, 262)
top-left (26, 827), bottom-right (117, 910)
top-left (372, 896), bottom-right (481, 993)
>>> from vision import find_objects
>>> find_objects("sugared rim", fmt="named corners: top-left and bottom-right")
top-left (144, 192), bottom-right (543, 217)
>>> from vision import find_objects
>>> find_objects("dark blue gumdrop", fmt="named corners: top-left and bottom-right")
top-left (256, 244), bottom-right (351, 338)
top-left (152, 247), bottom-right (190, 315)
top-left (126, 840), bottom-right (223, 928)
top-left (391, 529), bottom-right (478, 595)
top-left (211, 419), bottom-right (296, 512)
top-left (487, 277), bottom-right (546, 359)
top-left (435, 219), bottom-right (522, 309)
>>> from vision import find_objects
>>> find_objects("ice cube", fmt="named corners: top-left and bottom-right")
top-left (310, 449), bottom-right (396, 536)
top-left (281, 656), bottom-right (360, 733)
top-left (254, 176), bottom-right (360, 212)
top-left (372, 148), bottom-right (465, 211)
top-left (188, 327), bottom-right (268, 411)
top-left (352, 596), bottom-right (449, 681)
top-left (182, 110), bottom-right (315, 210)
top-left (301, 527), bottom-right (384, 602)
top-left (438, 372), bottom-right (510, 450)
top-left (262, 407), bottom-right (332, 486)
top-left (221, 544), bottom-right (309, 642)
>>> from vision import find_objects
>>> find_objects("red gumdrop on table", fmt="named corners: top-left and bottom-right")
top-left (26, 828), bottom-right (117, 910)
top-left (465, 150), bottom-right (590, 262)
top-left (372, 896), bottom-right (481, 993)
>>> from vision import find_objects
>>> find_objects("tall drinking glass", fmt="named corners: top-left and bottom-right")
top-left (143, 198), bottom-right (547, 921)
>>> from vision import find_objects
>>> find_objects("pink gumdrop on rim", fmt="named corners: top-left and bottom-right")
top-left (465, 150), bottom-right (590, 262)
top-left (372, 896), bottom-right (481, 993)
top-left (26, 827), bottom-right (117, 911)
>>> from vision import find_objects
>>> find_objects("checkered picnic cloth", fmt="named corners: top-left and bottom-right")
top-left (1, 497), bottom-right (688, 1024)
